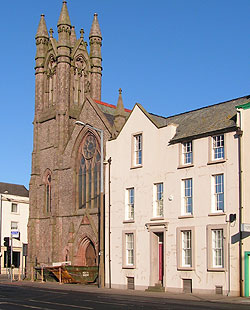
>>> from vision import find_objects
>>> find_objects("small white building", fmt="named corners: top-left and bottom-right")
top-left (0, 182), bottom-right (29, 274)
top-left (105, 95), bottom-right (250, 296)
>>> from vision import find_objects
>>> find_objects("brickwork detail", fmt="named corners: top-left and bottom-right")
top-left (28, 2), bottom-right (110, 273)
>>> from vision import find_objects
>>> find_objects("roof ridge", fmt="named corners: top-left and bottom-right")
top-left (0, 181), bottom-right (27, 187)
top-left (165, 94), bottom-right (250, 120)
top-left (95, 99), bottom-right (116, 109)
top-left (95, 100), bottom-right (131, 113)
top-left (149, 111), bottom-right (167, 119)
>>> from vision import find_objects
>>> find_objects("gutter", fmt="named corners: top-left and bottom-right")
top-left (169, 126), bottom-right (237, 145)
top-left (107, 157), bottom-right (112, 288)
top-left (236, 127), bottom-right (243, 296)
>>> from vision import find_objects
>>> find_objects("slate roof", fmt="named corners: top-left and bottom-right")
top-left (95, 95), bottom-right (250, 143)
top-left (151, 95), bottom-right (250, 143)
top-left (95, 100), bottom-right (131, 126)
top-left (0, 182), bottom-right (29, 197)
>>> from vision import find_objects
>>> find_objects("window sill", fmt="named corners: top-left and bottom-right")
top-left (122, 265), bottom-right (135, 269)
top-left (130, 165), bottom-right (143, 170)
top-left (177, 164), bottom-right (194, 169)
top-left (208, 212), bottom-right (226, 217)
top-left (207, 267), bottom-right (226, 272)
top-left (178, 214), bottom-right (194, 219)
top-left (123, 220), bottom-right (135, 224)
top-left (150, 217), bottom-right (164, 221)
top-left (177, 267), bottom-right (194, 271)
top-left (207, 159), bottom-right (226, 165)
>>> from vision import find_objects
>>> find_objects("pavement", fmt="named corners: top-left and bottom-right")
top-left (0, 275), bottom-right (250, 305)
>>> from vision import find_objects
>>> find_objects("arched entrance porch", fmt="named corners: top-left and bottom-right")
top-left (75, 236), bottom-right (97, 266)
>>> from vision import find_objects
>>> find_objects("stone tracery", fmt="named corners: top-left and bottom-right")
top-left (73, 55), bottom-right (86, 104)
top-left (45, 54), bottom-right (57, 107)
top-left (78, 133), bottom-right (101, 210)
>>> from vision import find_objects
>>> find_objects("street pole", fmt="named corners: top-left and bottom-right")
top-left (99, 129), bottom-right (105, 288)
top-left (108, 157), bottom-right (112, 288)
top-left (21, 243), bottom-right (24, 280)
top-left (0, 194), bottom-right (2, 274)
top-left (76, 121), bottom-right (105, 287)
top-left (10, 237), bottom-right (13, 282)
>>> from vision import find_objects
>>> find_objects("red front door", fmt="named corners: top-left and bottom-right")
top-left (159, 242), bottom-right (163, 282)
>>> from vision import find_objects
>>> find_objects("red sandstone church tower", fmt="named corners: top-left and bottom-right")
top-left (28, 1), bottom-right (127, 285)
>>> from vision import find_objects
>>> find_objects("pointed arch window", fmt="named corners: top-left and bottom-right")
top-left (73, 55), bottom-right (86, 105)
top-left (78, 133), bottom-right (101, 209)
top-left (45, 55), bottom-right (56, 108)
top-left (45, 173), bottom-right (52, 213)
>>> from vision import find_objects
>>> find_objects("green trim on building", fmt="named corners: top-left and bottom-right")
top-left (244, 251), bottom-right (250, 297)
top-left (236, 102), bottom-right (250, 110)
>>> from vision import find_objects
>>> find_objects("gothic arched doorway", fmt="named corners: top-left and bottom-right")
top-left (75, 237), bottom-right (97, 266)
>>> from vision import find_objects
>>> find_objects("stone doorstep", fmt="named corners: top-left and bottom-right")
top-left (145, 283), bottom-right (165, 292)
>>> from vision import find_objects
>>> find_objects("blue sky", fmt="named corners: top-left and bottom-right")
top-left (1, 0), bottom-right (250, 189)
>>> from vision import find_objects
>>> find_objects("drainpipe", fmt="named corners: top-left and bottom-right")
top-left (237, 127), bottom-right (243, 296)
top-left (108, 157), bottom-right (112, 288)
top-left (227, 219), bottom-right (231, 296)
top-left (0, 194), bottom-right (2, 274)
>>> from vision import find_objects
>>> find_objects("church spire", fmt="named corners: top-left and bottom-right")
top-left (89, 13), bottom-right (102, 101)
top-left (112, 89), bottom-right (127, 138)
top-left (89, 13), bottom-right (102, 39)
top-left (56, 1), bottom-right (72, 148)
top-left (35, 14), bottom-right (49, 68)
top-left (70, 26), bottom-right (77, 47)
top-left (115, 88), bottom-right (125, 116)
top-left (57, 1), bottom-right (71, 47)
top-left (36, 14), bottom-right (49, 39)
top-left (57, 1), bottom-right (71, 28)
top-left (35, 14), bottom-right (49, 118)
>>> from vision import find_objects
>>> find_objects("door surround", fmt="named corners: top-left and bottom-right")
top-left (145, 221), bottom-right (168, 286)
top-left (244, 251), bottom-right (250, 297)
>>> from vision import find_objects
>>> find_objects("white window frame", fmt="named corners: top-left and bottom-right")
top-left (207, 224), bottom-right (227, 271)
top-left (125, 188), bottom-right (134, 220)
top-left (134, 134), bottom-right (142, 166)
top-left (182, 141), bottom-right (193, 165)
top-left (212, 174), bottom-right (224, 213)
top-left (212, 229), bottom-right (224, 268)
top-left (182, 230), bottom-right (192, 267)
top-left (182, 178), bottom-right (193, 215)
top-left (153, 183), bottom-right (163, 217)
top-left (11, 221), bottom-right (18, 230)
top-left (126, 233), bottom-right (134, 266)
top-left (11, 203), bottom-right (18, 213)
top-left (123, 231), bottom-right (136, 268)
top-left (212, 135), bottom-right (224, 160)
top-left (176, 227), bottom-right (195, 270)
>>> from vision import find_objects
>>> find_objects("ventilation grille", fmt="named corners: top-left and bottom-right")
top-left (183, 279), bottom-right (192, 293)
top-left (215, 286), bottom-right (223, 295)
top-left (127, 277), bottom-right (135, 290)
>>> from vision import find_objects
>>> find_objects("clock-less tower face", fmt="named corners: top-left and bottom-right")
top-left (83, 134), bottom-right (96, 159)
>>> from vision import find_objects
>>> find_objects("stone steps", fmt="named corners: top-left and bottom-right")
top-left (145, 284), bottom-right (165, 292)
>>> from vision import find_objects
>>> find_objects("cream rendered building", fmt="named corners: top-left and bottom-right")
top-left (0, 182), bottom-right (29, 275)
top-left (235, 102), bottom-right (250, 297)
top-left (105, 95), bottom-right (250, 296)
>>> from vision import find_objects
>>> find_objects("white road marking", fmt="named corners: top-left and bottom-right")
top-left (0, 301), bottom-right (51, 309)
top-left (0, 285), bottom-right (68, 295)
top-left (29, 289), bottom-right (68, 295)
top-left (83, 299), bottom-right (130, 306)
top-left (29, 299), bottom-right (93, 309)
